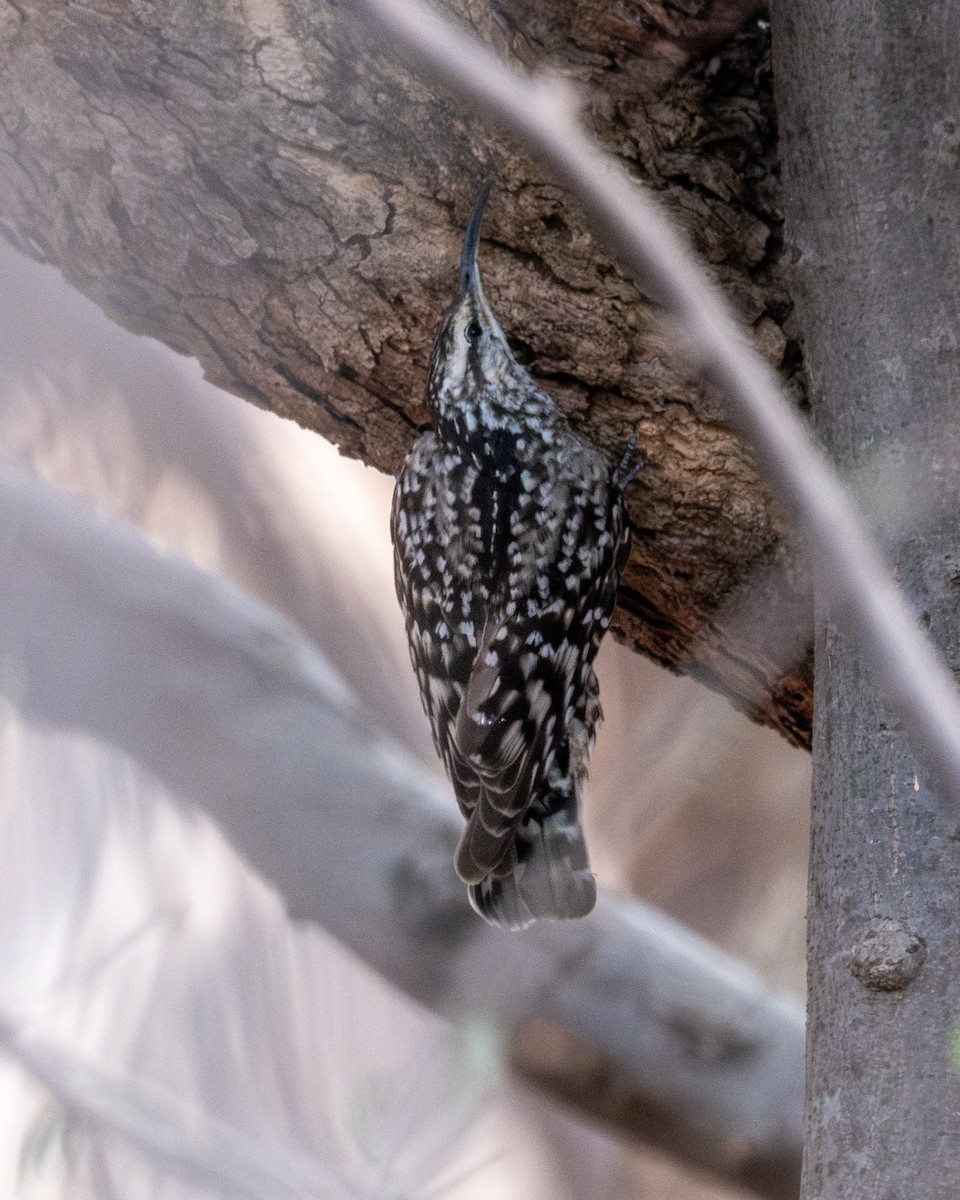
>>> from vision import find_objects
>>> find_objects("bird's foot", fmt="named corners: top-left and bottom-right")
top-left (614, 426), bottom-right (645, 491)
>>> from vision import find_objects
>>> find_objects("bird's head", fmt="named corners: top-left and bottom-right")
top-left (427, 181), bottom-right (523, 424)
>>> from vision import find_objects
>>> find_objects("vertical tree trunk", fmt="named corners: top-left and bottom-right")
top-left (772, 2), bottom-right (960, 1194)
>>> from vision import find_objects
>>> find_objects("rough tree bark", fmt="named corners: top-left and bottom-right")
top-left (0, 0), bottom-right (815, 745)
top-left (772, 2), bottom-right (960, 1195)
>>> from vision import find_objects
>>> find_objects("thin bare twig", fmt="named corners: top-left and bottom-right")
top-left (353, 0), bottom-right (960, 804)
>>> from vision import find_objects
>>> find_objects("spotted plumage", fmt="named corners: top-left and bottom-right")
top-left (391, 182), bottom-right (638, 930)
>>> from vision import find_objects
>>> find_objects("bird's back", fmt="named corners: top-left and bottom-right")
top-left (392, 411), bottom-right (628, 908)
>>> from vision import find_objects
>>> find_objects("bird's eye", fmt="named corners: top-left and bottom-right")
top-left (465, 320), bottom-right (483, 343)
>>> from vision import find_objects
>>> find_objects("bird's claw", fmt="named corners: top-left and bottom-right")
top-left (615, 426), bottom-right (644, 491)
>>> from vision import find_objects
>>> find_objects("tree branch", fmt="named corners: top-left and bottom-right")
top-left (0, 1013), bottom-right (357, 1200)
top-left (354, 0), bottom-right (960, 807)
top-left (0, 0), bottom-right (813, 746)
top-left (0, 462), bottom-right (803, 1199)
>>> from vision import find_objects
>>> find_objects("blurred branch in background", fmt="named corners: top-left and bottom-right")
top-left (0, 1013), bottom-right (361, 1200)
top-left (0, 460), bottom-right (804, 1198)
top-left (354, 0), bottom-right (960, 807)
top-left (0, 711), bottom-right (511, 1200)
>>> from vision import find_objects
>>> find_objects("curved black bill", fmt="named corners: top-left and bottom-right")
top-left (457, 179), bottom-right (493, 298)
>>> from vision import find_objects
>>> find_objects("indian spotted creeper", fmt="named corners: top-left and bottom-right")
top-left (391, 182), bottom-right (638, 930)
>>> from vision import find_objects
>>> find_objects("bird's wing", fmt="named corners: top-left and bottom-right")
top-left (449, 476), bottom-right (631, 884)
top-left (449, 608), bottom-right (577, 883)
top-left (392, 437), bottom-right (632, 888)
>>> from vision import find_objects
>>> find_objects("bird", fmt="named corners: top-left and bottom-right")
top-left (390, 181), bottom-right (639, 930)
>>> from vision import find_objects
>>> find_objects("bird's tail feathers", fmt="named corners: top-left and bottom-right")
top-left (467, 798), bottom-right (596, 931)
